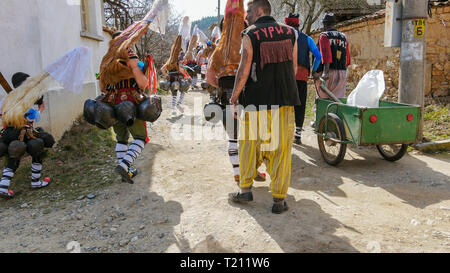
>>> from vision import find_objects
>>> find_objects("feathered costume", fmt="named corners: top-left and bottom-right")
top-left (206, 0), bottom-right (245, 88)
top-left (164, 35), bottom-right (183, 73)
top-left (99, 0), bottom-right (168, 89)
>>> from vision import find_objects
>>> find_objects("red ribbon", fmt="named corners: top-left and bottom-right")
top-left (146, 54), bottom-right (158, 95)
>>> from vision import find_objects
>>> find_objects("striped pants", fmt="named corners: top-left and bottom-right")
top-left (238, 106), bottom-right (295, 199)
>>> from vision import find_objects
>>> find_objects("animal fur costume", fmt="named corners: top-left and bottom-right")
top-left (98, 0), bottom-right (168, 88)
top-left (184, 33), bottom-right (199, 63)
top-left (206, 0), bottom-right (245, 88)
top-left (164, 35), bottom-right (183, 73)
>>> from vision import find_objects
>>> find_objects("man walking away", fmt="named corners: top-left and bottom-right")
top-left (313, 14), bottom-right (351, 99)
top-left (285, 13), bottom-right (322, 145)
top-left (229, 0), bottom-right (300, 214)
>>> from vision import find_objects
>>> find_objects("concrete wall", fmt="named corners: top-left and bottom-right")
top-left (311, 3), bottom-right (450, 100)
top-left (0, 0), bottom-right (110, 141)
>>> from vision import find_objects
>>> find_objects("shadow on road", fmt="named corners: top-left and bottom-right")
top-left (291, 142), bottom-right (450, 209)
top-left (228, 187), bottom-right (359, 253)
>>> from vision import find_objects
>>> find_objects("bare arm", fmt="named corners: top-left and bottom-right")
top-left (322, 63), bottom-right (330, 80)
top-left (127, 59), bottom-right (148, 91)
top-left (230, 35), bottom-right (253, 105)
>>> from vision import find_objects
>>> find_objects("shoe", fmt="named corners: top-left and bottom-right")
top-left (129, 168), bottom-right (139, 178)
top-left (310, 121), bottom-right (316, 128)
top-left (254, 172), bottom-right (266, 182)
top-left (272, 199), bottom-right (288, 214)
top-left (294, 136), bottom-right (302, 145)
top-left (229, 191), bottom-right (253, 203)
top-left (176, 104), bottom-right (184, 113)
top-left (0, 190), bottom-right (14, 199)
top-left (115, 165), bottom-right (134, 184)
top-left (31, 177), bottom-right (51, 189)
top-left (122, 168), bottom-right (138, 183)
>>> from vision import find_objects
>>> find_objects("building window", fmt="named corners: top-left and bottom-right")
top-left (80, 0), bottom-right (104, 41)
top-left (81, 0), bottom-right (89, 32)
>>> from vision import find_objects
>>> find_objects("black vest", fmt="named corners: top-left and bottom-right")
top-left (316, 29), bottom-right (348, 72)
top-left (239, 16), bottom-right (300, 108)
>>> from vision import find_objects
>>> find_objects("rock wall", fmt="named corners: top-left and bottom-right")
top-left (311, 3), bottom-right (449, 101)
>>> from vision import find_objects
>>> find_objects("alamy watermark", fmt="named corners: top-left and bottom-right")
top-left (169, 97), bottom-right (287, 152)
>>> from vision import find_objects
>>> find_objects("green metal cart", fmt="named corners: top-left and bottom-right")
top-left (314, 83), bottom-right (421, 166)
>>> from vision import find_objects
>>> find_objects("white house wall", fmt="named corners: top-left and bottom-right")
top-left (0, 0), bottom-right (110, 141)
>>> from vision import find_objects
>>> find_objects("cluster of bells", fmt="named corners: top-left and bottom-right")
top-left (83, 95), bottom-right (162, 130)
top-left (0, 128), bottom-right (55, 160)
top-left (158, 79), bottom-right (191, 93)
top-left (202, 86), bottom-right (239, 132)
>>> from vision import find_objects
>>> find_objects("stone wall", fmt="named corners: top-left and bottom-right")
top-left (311, 3), bottom-right (450, 101)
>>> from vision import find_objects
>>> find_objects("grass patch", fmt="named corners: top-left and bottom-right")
top-left (0, 118), bottom-right (118, 207)
top-left (423, 103), bottom-right (450, 142)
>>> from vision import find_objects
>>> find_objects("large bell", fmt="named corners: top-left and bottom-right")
top-left (8, 140), bottom-right (26, 159)
top-left (180, 80), bottom-right (190, 92)
top-left (94, 101), bottom-right (117, 129)
top-left (137, 95), bottom-right (162, 123)
top-left (83, 99), bottom-right (97, 125)
top-left (38, 132), bottom-right (56, 148)
top-left (26, 138), bottom-right (45, 157)
top-left (203, 102), bottom-right (224, 123)
top-left (114, 100), bottom-right (137, 127)
top-left (170, 81), bottom-right (180, 91)
top-left (159, 80), bottom-right (170, 91)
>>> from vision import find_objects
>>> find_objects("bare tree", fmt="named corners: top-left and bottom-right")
top-left (272, 0), bottom-right (378, 35)
top-left (103, 0), bottom-right (182, 69)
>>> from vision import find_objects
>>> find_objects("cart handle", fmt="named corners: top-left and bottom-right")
top-left (319, 78), bottom-right (344, 105)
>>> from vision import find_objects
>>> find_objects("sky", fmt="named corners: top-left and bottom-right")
top-left (170, 0), bottom-right (249, 21)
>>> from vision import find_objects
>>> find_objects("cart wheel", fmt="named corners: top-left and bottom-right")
top-left (376, 144), bottom-right (408, 162)
top-left (317, 113), bottom-right (347, 166)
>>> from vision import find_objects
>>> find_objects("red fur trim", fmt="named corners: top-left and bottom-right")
top-left (259, 39), bottom-right (293, 69)
top-left (285, 18), bottom-right (299, 28)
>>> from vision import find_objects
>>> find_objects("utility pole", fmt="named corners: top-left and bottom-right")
top-left (399, 0), bottom-right (428, 139)
top-left (218, 0), bottom-right (221, 24)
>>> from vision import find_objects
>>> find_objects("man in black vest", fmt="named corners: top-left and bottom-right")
top-left (229, 0), bottom-right (300, 214)
top-left (313, 14), bottom-right (351, 99)
top-left (285, 13), bottom-right (322, 145)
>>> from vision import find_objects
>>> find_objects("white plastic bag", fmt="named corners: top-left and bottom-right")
top-left (347, 70), bottom-right (385, 108)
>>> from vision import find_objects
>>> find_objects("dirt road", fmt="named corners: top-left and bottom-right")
top-left (0, 90), bottom-right (449, 253)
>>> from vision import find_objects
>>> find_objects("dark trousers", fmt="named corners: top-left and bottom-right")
top-left (6, 155), bottom-right (42, 173)
top-left (294, 80), bottom-right (308, 128)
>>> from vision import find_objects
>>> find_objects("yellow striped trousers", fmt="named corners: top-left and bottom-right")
top-left (238, 106), bottom-right (295, 199)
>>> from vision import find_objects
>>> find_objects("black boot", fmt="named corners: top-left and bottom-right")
top-left (272, 198), bottom-right (288, 214)
top-left (115, 165), bottom-right (134, 184)
top-left (121, 167), bottom-right (139, 183)
top-left (229, 190), bottom-right (253, 203)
